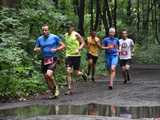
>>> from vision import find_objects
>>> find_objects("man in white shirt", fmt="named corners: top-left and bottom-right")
top-left (119, 30), bottom-right (134, 84)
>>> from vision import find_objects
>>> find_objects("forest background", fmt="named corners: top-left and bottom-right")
top-left (0, 0), bottom-right (160, 99)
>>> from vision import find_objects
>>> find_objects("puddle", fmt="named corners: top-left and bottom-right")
top-left (0, 103), bottom-right (160, 119)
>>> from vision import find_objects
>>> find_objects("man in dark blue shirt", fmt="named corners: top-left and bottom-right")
top-left (34, 24), bottom-right (65, 98)
top-left (102, 28), bottom-right (119, 90)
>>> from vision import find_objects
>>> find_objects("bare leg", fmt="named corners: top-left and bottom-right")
top-left (126, 64), bottom-right (131, 81)
top-left (122, 66), bottom-right (127, 84)
top-left (109, 65), bottom-right (116, 89)
top-left (48, 70), bottom-right (56, 87)
top-left (91, 64), bottom-right (96, 82)
top-left (76, 69), bottom-right (87, 81)
top-left (46, 70), bottom-right (59, 97)
top-left (65, 67), bottom-right (73, 95)
top-left (87, 59), bottom-right (92, 76)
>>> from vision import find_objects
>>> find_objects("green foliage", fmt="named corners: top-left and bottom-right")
top-left (135, 44), bottom-right (160, 64)
top-left (0, 0), bottom-right (70, 99)
top-left (0, 0), bottom-right (160, 100)
top-left (0, 70), bottom-right (47, 98)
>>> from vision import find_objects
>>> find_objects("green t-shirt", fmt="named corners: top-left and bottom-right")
top-left (64, 31), bottom-right (80, 56)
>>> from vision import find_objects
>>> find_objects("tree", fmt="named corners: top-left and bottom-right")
top-left (113, 0), bottom-right (117, 29)
top-left (102, 0), bottom-right (109, 35)
top-left (127, 0), bottom-right (132, 24)
top-left (90, 0), bottom-right (94, 31)
top-left (104, 0), bottom-right (112, 28)
top-left (78, 0), bottom-right (85, 36)
top-left (137, 0), bottom-right (140, 33)
top-left (94, 0), bottom-right (100, 31)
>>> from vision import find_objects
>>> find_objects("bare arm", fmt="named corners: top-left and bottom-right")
top-left (95, 38), bottom-right (102, 48)
top-left (102, 45), bottom-right (113, 49)
top-left (56, 41), bottom-right (65, 51)
top-left (34, 38), bottom-right (41, 53)
top-left (75, 32), bottom-right (85, 51)
top-left (51, 41), bottom-right (65, 52)
top-left (33, 46), bottom-right (41, 52)
top-left (86, 38), bottom-right (90, 49)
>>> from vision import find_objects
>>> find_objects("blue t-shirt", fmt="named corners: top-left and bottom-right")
top-left (35, 34), bottom-right (61, 58)
top-left (102, 37), bottom-right (119, 56)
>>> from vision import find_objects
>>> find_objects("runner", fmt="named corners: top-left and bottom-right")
top-left (86, 31), bottom-right (101, 82)
top-left (119, 29), bottom-right (134, 84)
top-left (34, 24), bottom-right (65, 98)
top-left (102, 28), bottom-right (119, 90)
top-left (64, 24), bottom-right (87, 95)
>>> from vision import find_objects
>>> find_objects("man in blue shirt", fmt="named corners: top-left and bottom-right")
top-left (34, 24), bottom-right (65, 98)
top-left (102, 28), bottom-right (119, 90)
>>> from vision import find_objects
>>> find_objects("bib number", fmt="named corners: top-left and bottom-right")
top-left (121, 51), bottom-right (128, 56)
top-left (43, 57), bottom-right (53, 65)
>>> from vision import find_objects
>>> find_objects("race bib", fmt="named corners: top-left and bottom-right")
top-left (121, 51), bottom-right (128, 56)
top-left (43, 57), bottom-right (53, 65)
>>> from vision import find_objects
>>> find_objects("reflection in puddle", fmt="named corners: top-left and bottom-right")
top-left (119, 107), bottom-right (132, 119)
top-left (0, 103), bottom-right (160, 119)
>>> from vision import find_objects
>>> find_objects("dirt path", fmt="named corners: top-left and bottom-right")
top-left (0, 65), bottom-right (160, 110)
top-left (0, 65), bottom-right (160, 120)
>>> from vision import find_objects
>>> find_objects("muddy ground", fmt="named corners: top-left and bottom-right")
top-left (0, 65), bottom-right (160, 120)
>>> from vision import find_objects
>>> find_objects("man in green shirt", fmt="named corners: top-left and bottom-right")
top-left (64, 24), bottom-right (87, 95)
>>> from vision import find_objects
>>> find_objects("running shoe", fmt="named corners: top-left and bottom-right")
top-left (108, 81), bottom-right (113, 90)
top-left (52, 86), bottom-right (59, 98)
top-left (64, 89), bottom-right (73, 95)
top-left (108, 86), bottom-right (113, 90)
top-left (123, 79), bottom-right (127, 84)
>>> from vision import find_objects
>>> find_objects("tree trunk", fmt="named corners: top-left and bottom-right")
top-left (78, 0), bottom-right (85, 36)
top-left (94, 0), bottom-right (100, 31)
top-left (127, 0), bottom-right (132, 24)
top-left (102, 0), bottom-right (109, 36)
top-left (90, 0), bottom-right (94, 31)
top-left (145, 0), bottom-right (151, 47)
top-left (154, 2), bottom-right (160, 44)
top-left (72, 0), bottom-right (79, 15)
top-left (104, 0), bottom-right (112, 28)
top-left (137, 0), bottom-right (140, 33)
top-left (113, 0), bottom-right (117, 29)
top-left (159, 6), bottom-right (160, 44)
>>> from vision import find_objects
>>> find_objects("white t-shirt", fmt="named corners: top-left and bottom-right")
top-left (119, 38), bottom-right (134, 59)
